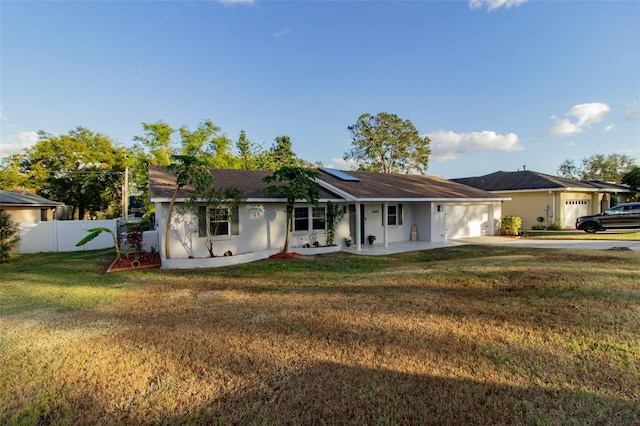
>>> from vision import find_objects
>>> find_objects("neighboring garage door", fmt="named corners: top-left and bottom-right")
top-left (445, 204), bottom-right (490, 239)
top-left (564, 200), bottom-right (590, 227)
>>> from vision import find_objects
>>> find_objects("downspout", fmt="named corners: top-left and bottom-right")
top-left (355, 201), bottom-right (362, 251)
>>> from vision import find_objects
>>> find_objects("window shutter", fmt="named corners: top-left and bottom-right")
top-left (198, 206), bottom-right (207, 237)
top-left (382, 204), bottom-right (385, 226)
top-left (231, 206), bottom-right (240, 235)
top-left (398, 203), bottom-right (403, 225)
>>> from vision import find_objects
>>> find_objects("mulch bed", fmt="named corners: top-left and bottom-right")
top-left (269, 252), bottom-right (301, 260)
top-left (107, 254), bottom-right (162, 273)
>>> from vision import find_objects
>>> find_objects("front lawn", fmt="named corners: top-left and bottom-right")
top-left (1, 247), bottom-right (639, 424)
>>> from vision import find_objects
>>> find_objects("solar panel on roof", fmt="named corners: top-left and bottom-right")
top-left (319, 168), bottom-right (360, 182)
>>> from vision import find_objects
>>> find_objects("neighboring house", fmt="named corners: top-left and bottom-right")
top-left (0, 190), bottom-right (64, 223)
top-left (149, 166), bottom-right (506, 262)
top-left (452, 170), bottom-right (634, 230)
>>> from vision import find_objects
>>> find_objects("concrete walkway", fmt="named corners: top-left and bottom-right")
top-left (342, 236), bottom-right (640, 255)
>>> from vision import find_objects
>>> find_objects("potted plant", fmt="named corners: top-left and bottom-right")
top-left (368, 235), bottom-right (376, 245)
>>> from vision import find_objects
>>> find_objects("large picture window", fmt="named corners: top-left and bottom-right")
top-left (293, 206), bottom-right (326, 232)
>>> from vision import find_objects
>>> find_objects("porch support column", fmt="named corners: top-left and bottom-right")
top-left (383, 202), bottom-right (389, 247)
top-left (355, 201), bottom-right (362, 251)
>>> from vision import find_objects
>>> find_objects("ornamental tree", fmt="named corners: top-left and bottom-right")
top-left (263, 167), bottom-right (320, 253)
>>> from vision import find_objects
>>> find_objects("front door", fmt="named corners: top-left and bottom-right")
top-left (360, 204), bottom-right (366, 244)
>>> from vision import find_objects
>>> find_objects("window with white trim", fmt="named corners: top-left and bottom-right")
top-left (383, 203), bottom-right (403, 226)
top-left (209, 208), bottom-right (230, 236)
top-left (294, 207), bottom-right (310, 231)
top-left (312, 206), bottom-right (326, 230)
top-left (198, 206), bottom-right (239, 237)
top-left (293, 206), bottom-right (326, 232)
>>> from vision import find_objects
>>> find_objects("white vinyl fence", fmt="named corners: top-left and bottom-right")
top-left (18, 220), bottom-right (160, 255)
top-left (18, 220), bottom-right (117, 254)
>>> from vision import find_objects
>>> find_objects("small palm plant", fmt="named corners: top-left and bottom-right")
top-left (76, 227), bottom-right (121, 262)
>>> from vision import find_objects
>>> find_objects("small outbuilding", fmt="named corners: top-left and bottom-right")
top-left (0, 190), bottom-right (64, 223)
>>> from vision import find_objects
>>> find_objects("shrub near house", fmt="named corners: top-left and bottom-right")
top-left (500, 216), bottom-right (522, 236)
top-left (0, 211), bottom-right (20, 262)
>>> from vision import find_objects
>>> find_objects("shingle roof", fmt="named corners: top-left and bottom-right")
top-left (149, 166), bottom-right (344, 201)
top-left (149, 166), bottom-right (502, 202)
top-left (0, 190), bottom-right (64, 207)
top-left (317, 169), bottom-right (501, 200)
top-left (451, 171), bottom-right (598, 192)
top-left (584, 180), bottom-right (634, 193)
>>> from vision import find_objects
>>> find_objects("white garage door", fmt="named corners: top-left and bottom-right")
top-left (564, 200), bottom-right (589, 227)
top-left (445, 204), bottom-right (490, 239)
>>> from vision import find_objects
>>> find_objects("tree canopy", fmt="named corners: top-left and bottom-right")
top-left (344, 112), bottom-right (431, 174)
top-left (557, 153), bottom-right (637, 183)
top-left (235, 130), bottom-right (261, 170)
top-left (621, 166), bottom-right (640, 199)
top-left (16, 127), bottom-right (126, 219)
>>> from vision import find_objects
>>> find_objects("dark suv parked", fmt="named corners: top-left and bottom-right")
top-left (575, 202), bottom-right (640, 233)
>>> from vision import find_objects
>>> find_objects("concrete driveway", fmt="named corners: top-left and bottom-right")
top-left (341, 235), bottom-right (640, 256)
top-left (453, 236), bottom-right (640, 251)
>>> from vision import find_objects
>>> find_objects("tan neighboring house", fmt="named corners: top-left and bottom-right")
top-left (452, 170), bottom-right (634, 230)
top-left (0, 190), bottom-right (64, 222)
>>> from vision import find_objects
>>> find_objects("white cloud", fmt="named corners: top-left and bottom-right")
top-left (327, 157), bottom-right (358, 170)
top-left (427, 130), bottom-right (523, 162)
top-left (548, 117), bottom-right (581, 136)
top-left (274, 28), bottom-right (290, 38)
top-left (625, 102), bottom-right (640, 121)
top-left (1, 131), bottom-right (39, 158)
top-left (548, 102), bottom-right (611, 136)
top-left (0, 106), bottom-right (6, 121)
top-left (469, 0), bottom-right (528, 11)
top-left (604, 124), bottom-right (618, 132)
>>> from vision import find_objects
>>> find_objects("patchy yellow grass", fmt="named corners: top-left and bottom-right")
top-left (1, 247), bottom-right (639, 424)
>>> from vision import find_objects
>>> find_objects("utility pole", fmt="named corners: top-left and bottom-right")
top-left (122, 166), bottom-right (129, 223)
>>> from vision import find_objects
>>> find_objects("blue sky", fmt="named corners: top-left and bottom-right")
top-left (1, 0), bottom-right (639, 178)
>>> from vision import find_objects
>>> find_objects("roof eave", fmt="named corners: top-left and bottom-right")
top-left (489, 187), bottom-right (600, 194)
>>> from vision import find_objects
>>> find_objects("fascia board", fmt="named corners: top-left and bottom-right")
top-left (491, 188), bottom-right (598, 194)
top-left (314, 179), bottom-right (357, 201)
top-left (151, 195), bottom-right (510, 203)
top-left (151, 197), bottom-right (346, 204)
top-left (347, 197), bottom-right (510, 202)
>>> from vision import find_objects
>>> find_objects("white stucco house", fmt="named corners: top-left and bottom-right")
top-left (149, 166), bottom-right (507, 268)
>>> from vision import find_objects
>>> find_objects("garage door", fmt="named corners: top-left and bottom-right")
top-left (445, 204), bottom-right (490, 239)
top-left (564, 200), bottom-right (589, 227)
